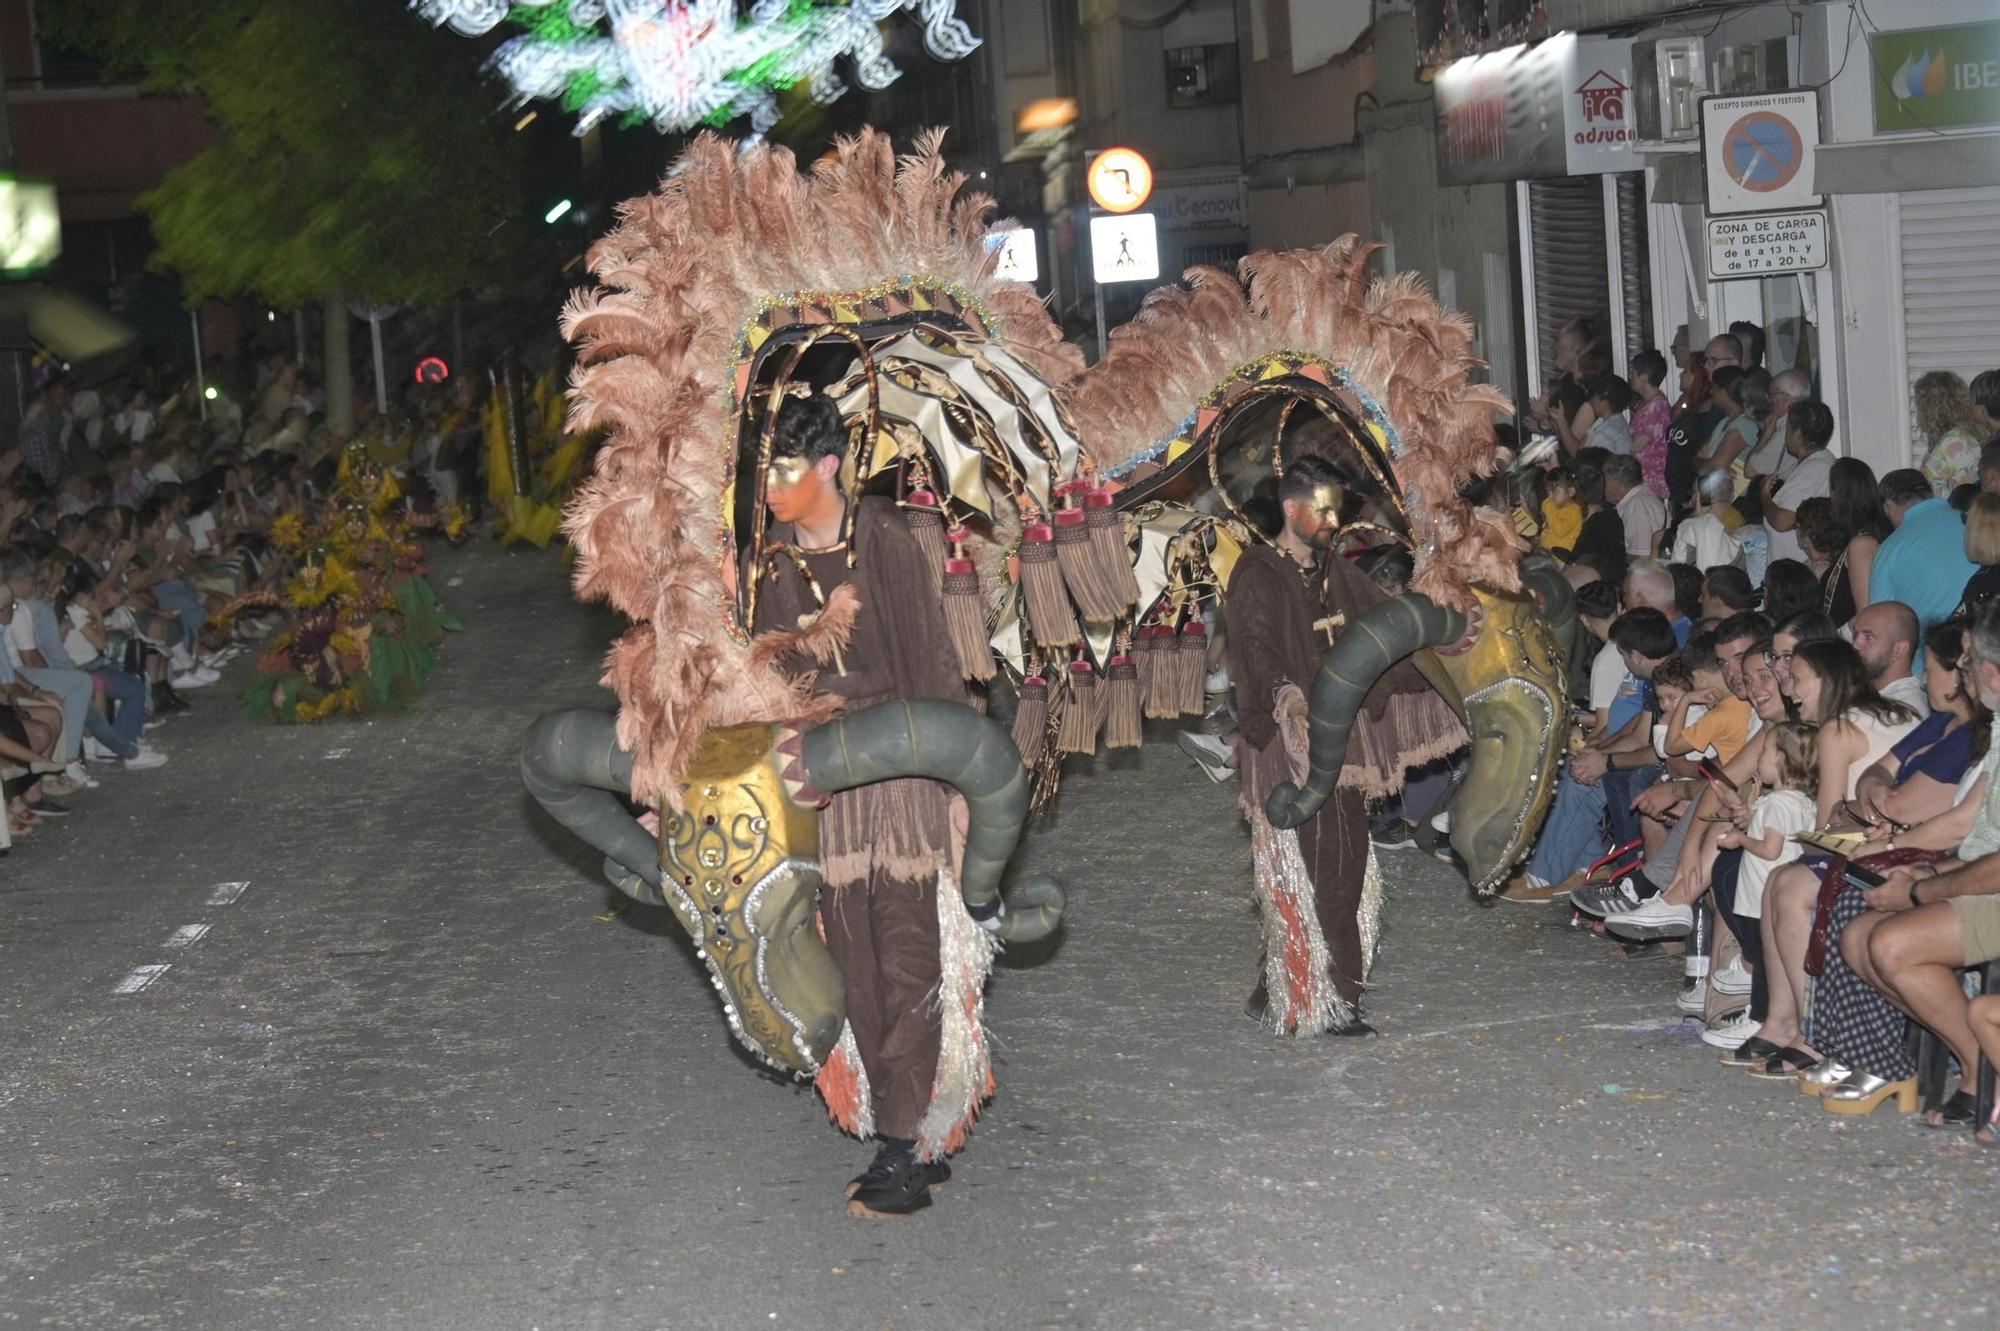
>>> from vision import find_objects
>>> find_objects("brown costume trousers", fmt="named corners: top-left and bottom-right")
top-left (821, 873), bottom-right (942, 1140)
top-left (1296, 787), bottom-right (1370, 1008)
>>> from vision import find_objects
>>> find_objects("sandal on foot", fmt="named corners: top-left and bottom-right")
top-left (1721, 1037), bottom-right (1785, 1067)
top-left (1919, 1089), bottom-right (1976, 1129)
top-left (1747, 1047), bottom-right (1820, 1080)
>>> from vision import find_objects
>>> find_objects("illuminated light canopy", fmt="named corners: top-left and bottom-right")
top-left (411, 0), bottom-right (981, 138)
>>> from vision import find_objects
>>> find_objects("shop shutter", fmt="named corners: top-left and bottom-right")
top-left (1901, 187), bottom-right (2000, 401)
top-left (1615, 172), bottom-right (1653, 357)
top-left (1527, 176), bottom-right (1608, 384)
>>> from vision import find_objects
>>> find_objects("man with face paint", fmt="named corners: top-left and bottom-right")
top-left (1223, 454), bottom-right (1465, 1036)
top-left (748, 392), bottom-right (969, 1220)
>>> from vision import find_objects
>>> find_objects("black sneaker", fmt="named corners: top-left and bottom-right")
top-left (845, 1141), bottom-right (943, 1218)
top-left (26, 798), bottom-right (71, 818)
top-left (1369, 818), bottom-right (1416, 851)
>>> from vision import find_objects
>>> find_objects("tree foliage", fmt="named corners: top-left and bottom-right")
top-left (46, 0), bottom-right (527, 306)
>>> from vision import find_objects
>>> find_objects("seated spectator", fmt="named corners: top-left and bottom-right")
top-left (1741, 369), bottom-right (1812, 487)
top-left (1839, 606), bottom-right (2000, 1123)
top-left (1972, 368), bottom-right (2000, 447)
top-left (1585, 375), bottom-right (1634, 455)
top-left (1574, 579), bottom-right (1623, 728)
top-left (1605, 454), bottom-right (1664, 560)
top-left (1769, 609), bottom-right (1840, 701)
top-left (1513, 607), bottom-right (1678, 899)
top-left (1668, 562), bottom-right (1705, 627)
top-left (1872, 467), bottom-right (1977, 655)
top-left (1701, 566), bottom-right (1759, 621)
top-left (1628, 350), bottom-right (1672, 496)
top-left (1959, 491), bottom-right (2000, 618)
top-left (1915, 370), bottom-right (1986, 494)
top-left (1671, 469), bottom-right (1745, 571)
top-left (1849, 600), bottom-right (1929, 717)
top-left (1623, 560), bottom-right (1691, 646)
top-left (1762, 559), bottom-right (1821, 629)
top-left (1826, 459), bottom-right (1889, 618)
top-left (1759, 401), bottom-right (1836, 563)
top-left (1582, 617), bottom-right (1783, 927)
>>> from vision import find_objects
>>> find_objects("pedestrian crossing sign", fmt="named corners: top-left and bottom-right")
top-left (1090, 212), bottom-right (1159, 284)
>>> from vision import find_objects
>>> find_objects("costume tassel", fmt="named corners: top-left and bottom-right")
top-left (1053, 502), bottom-right (1127, 623)
top-left (1103, 654), bottom-right (1142, 749)
top-left (1175, 619), bottom-right (1209, 718)
top-left (1140, 624), bottom-right (1177, 719)
top-left (1011, 673), bottom-right (1048, 768)
top-left (903, 489), bottom-right (948, 595)
top-left (1084, 488), bottom-right (1141, 610)
top-left (1055, 661), bottom-right (1100, 755)
top-left (1018, 522), bottom-right (1081, 647)
top-left (941, 547), bottom-right (995, 682)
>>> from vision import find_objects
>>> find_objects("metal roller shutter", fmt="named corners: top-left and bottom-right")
top-left (1527, 176), bottom-right (1609, 378)
top-left (1901, 187), bottom-right (2000, 403)
top-left (1615, 172), bottom-right (1653, 358)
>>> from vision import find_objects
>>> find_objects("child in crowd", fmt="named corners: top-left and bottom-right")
top-left (1664, 632), bottom-right (1753, 765)
top-left (1585, 375), bottom-right (1634, 455)
top-left (1716, 720), bottom-right (1819, 923)
top-left (1670, 468), bottom-right (1743, 571)
top-left (1540, 468), bottom-right (1582, 558)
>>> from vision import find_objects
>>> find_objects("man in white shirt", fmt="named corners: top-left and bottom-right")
top-left (1851, 599), bottom-right (1930, 718)
top-left (1742, 369), bottom-right (1811, 482)
top-left (1761, 400), bottom-right (1837, 564)
top-left (1605, 454), bottom-right (1665, 560)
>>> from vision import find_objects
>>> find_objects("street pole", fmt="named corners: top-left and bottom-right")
top-left (1093, 276), bottom-right (1106, 364)
top-left (190, 309), bottom-right (206, 422)
top-left (370, 314), bottom-right (388, 417)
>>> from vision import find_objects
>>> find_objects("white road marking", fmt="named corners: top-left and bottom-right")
top-left (112, 964), bottom-right (171, 995)
top-left (207, 881), bottom-right (249, 906)
top-left (324, 748), bottom-right (350, 760)
top-left (164, 924), bottom-right (211, 949)
top-left (446, 576), bottom-right (463, 587)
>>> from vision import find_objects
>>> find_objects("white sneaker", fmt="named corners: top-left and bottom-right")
top-left (61, 761), bottom-right (100, 790)
top-left (1176, 731), bottom-right (1234, 784)
top-left (123, 747), bottom-right (168, 771)
top-left (1699, 1010), bottom-right (1761, 1050)
top-left (171, 668), bottom-right (219, 690)
top-left (1431, 809), bottom-right (1452, 834)
top-left (1711, 956), bottom-right (1754, 996)
top-left (1523, 872), bottom-right (1550, 891)
top-left (83, 737), bottom-right (119, 763)
top-left (1676, 982), bottom-right (1708, 1016)
top-left (1604, 896), bottom-right (1694, 941)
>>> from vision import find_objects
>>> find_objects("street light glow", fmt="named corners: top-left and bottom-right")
top-left (544, 198), bottom-right (573, 224)
top-left (204, 386), bottom-right (218, 401)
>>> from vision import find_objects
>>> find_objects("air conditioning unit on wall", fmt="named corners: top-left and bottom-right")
top-left (1713, 37), bottom-right (1792, 96)
top-left (1634, 35), bottom-right (1704, 145)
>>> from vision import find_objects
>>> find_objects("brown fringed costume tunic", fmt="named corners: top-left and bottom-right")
top-left (1225, 542), bottom-right (1466, 1019)
top-left (753, 494), bottom-right (965, 1141)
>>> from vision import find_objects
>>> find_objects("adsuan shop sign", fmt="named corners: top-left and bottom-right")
top-left (1434, 33), bottom-right (1638, 184)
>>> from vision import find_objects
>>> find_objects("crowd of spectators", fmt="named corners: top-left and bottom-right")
top-left (0, 355), bottom-right (485, 853)
top-left (1496, 312), bottom-right (2000, 1142)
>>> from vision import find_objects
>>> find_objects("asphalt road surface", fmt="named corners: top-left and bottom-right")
top-left (3, 543), bottom-right (1995, 1330)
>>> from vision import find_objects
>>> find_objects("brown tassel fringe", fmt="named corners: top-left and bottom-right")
top-left (904, 491), bottom-right (948, 596)
top-left (1084, 489), bottom-right (1142, 610)
top-left (1011, 674), bottom-right (1048, 769)
top-left (1056, 662), bottom-right (1100, 755)
top-left (942, 556), bottom-right (996, 682)
top-left (1104, 654), bottom-right (1142, 749)
top-left (1140, 625), bottom-right (1178, 719)
top-left (1019, 523), bottom-right (1081, 646)
top-left (1175, 622), bottom-right (1209, 718)
top-left (1053, 505), bottom-right (1129, 623)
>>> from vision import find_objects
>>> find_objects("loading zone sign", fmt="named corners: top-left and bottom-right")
top-left (1706, 209), bottom-right (1827, 280)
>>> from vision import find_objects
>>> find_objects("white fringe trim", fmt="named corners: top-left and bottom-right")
top-left (914, 868), bottom-right (998, 1163)
top-left (1359, 842), bottom-right (1384, 982)
top-left (1249, 814), bottom-right (1350, 1036)
top-left (829, 1023), bottom-right (875, 1141)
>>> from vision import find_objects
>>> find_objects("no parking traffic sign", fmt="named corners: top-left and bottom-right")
top-left (1701, 90), bottom-right (1822, 215)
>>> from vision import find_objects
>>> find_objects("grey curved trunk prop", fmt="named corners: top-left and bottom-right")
top-left (1264, 593), bottom-right (1470, 830)
top-left (520, 709), bottom-right (666, 907)
top-left (1519, 556), bottom-right (1579, 671)
top-left (799, 700), bottom-right (1066, 943)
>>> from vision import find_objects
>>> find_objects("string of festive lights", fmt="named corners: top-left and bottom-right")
top-left (411, 0), bottom-right (979, 137)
